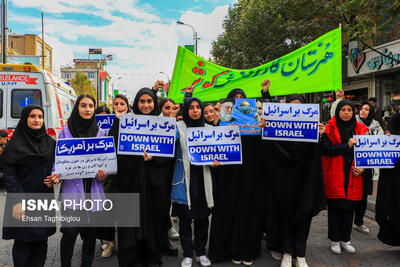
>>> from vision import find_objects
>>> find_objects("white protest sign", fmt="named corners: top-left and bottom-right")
top-left (262, 102), bottom-right (320, 143)
top-left (118, 114), bottom-right (176, 157)
top-left (55, 136), bottom-right (117, 180)
top-left (187, 126), bottom-right (242, 165)
top-left (354, 135), bottom-right (400, 168)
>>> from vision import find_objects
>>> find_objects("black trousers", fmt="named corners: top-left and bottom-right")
top-left (60, 227), bottom-right (97, 267)
top-left (354, 194), bottom-right (368, 226)
top-left (266, 231), bottom-right (282, 253)
top-left (328, 206), bottom-right (354, 242)
top-left (281, 217), bottom-right (312, 257)
top-left (179, 216), bottom-right (209, 258)
top-left (118, 246), bottom-right (140, 267)
top-left (12, 240), bottom-right (48, 267)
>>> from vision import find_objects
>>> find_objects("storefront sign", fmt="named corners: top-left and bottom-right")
top-left (348, 39), bottom-right (400, 77)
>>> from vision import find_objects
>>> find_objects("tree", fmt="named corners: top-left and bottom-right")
top-left (211, 0), bottom-right (400, 69)
top-left (70, 71), bottom-right (97, 98)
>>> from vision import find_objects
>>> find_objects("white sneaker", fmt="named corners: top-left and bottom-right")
top-left (168, 227), bottom-right (180, 240)
top-left (181, 257), bottom-right (193, 267)
top-left (340, 241), bottom-right (356, 253)
top-left (195, 255), bottom-right (211, 266)
top-left (242, 260), bottom-right (253, 266)
top-left (231, 259), bottom-right (241, 265)
top-left (331, 241), bottom-right (341, 254)
top-left (270, 250), bottom-right (283, 261)
top-left (354, 224), bottom-right (370, 234)
top-left (280, 253), bottom-right (292, 267)
top-left (296, 257), bottom-right (309, 267)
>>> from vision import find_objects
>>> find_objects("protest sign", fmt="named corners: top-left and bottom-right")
top-left (187, 126), bottom-right (242, 165)
top-left (262, 102), bottom-right (320, 142)
top-left (55, 136), bottom-right (117, 180)
top-left (96, 114), bottom-right (115, 129)
top-left (169, 27), bottom-right (342, 103)
top-left (219, 98), bottom-right (263, 135)
top-left (117, 114), bottom-right (176, 157)
top-left (354, 135), bottom-right (400, 168)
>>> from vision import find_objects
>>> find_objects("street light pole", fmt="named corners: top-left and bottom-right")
top-left (1, 0), bottom-right (8, 64)
top-left (177, 21), bottom-right (199, 55)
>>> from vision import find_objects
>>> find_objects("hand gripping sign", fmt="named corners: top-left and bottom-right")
top-left (118, 114), bottom-right (176, 157)
top-left (262, 102), bottom-right (320, 143)
top-left (55, 136), bottom-right (117, 179)
top-left (354, 135), bottom-right (400, 168)
top-left (187, 126), bottom-right (242, 165)
top-left (96, 114), bottom-right (116, 130)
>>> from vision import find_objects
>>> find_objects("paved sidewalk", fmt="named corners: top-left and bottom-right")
top-left (0, 209), bottom-right (399, 267)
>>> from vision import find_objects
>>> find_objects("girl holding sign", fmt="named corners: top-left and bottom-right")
top-left (50, 94), bottom-right (108, 267)
top-left (134, 88), bottom-right (179, 264)
top-left (0, 105), bottom-right (57, 267)
top-left (321, 99), bottom-right (368, 255)
top-left (108, 93), bottom-right (145, 267)
top-left (354, 102), bottom-right (383, 235)
top-left (258, 94), bottom-right (326, 267)
top-left (171, 97), bottom-right (219, 267)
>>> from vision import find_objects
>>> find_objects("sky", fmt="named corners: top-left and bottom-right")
top-left (9, 0), bottom-right (235, 98)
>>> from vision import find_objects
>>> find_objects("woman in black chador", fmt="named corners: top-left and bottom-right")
top-left (375, 112), bottom-right (400, 246)
top-left (260, 94), bottom-right (326, 267)
top-left (209, 88), bottom-right (266, 266)
top-left (1, 105), bottom-right (57, 267)
top-left (112, 88), bottom-right (175, 266)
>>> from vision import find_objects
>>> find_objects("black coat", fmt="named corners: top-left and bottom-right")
top-left (2, 157), bottom-right (56, 241)
top-left (263, 140), bottom-right (326, 247)
top-left (375, 161), bottom-right (400, 246)
top-left (209, 135), bottom-right (266, 262)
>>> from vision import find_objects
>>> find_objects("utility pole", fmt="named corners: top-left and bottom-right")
top-left (42, 12), bottom-right (45, 70)
top-left (1, 0), bottom-right (8, 64)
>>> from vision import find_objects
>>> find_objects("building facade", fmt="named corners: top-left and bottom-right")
top-left (60, 59), bottom-right (111, 102)
top-left (1, 34), bottom-right (53, 72)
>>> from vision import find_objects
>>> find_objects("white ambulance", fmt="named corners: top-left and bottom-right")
top-left (0, 64), bottom-right (77, 138)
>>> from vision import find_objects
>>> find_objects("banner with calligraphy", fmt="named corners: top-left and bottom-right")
top-left (168, 28), bottom-right (342, 103)
top-left (187, 126), bottom-right (242, 165)
top-left (219, 98), bottom-right (263, 135)
top-left (118, 114), bottom-right (176, 157)
top-left (354, 135), bottom-right (400, 168)
top-left (262, 103), bottom-right (320, 142)
top-left (96, 114), bottom-right (115, 129)
top-left (55, 137), bottom-right (117, 180)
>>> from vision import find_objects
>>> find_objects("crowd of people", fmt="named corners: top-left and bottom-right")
top-left (1, 78), bottom-right (400, 267)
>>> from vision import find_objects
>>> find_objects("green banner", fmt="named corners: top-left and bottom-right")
top-left (169, 28), bottom-right (342, 103)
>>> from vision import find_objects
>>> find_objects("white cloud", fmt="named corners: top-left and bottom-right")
top-left (9, 1), bottom-right (230, 97)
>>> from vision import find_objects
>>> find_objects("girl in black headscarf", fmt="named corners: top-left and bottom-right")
top-left (134, 88), bottom-right (180, 265)
top-left (375, 113), bottom-right (400, 246)
top-left (171, 97), bottom-right (218, 267)
top-left (354, 102), bottom-right (383, 235)
top-left (111, 88), bottom-right (171, 266)
top-left (321, 99), bottom-right (368, 255)
top-left (1, 105), bottom-right (56, 267)
top-left (53, 94), bottom-right (108, 267)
